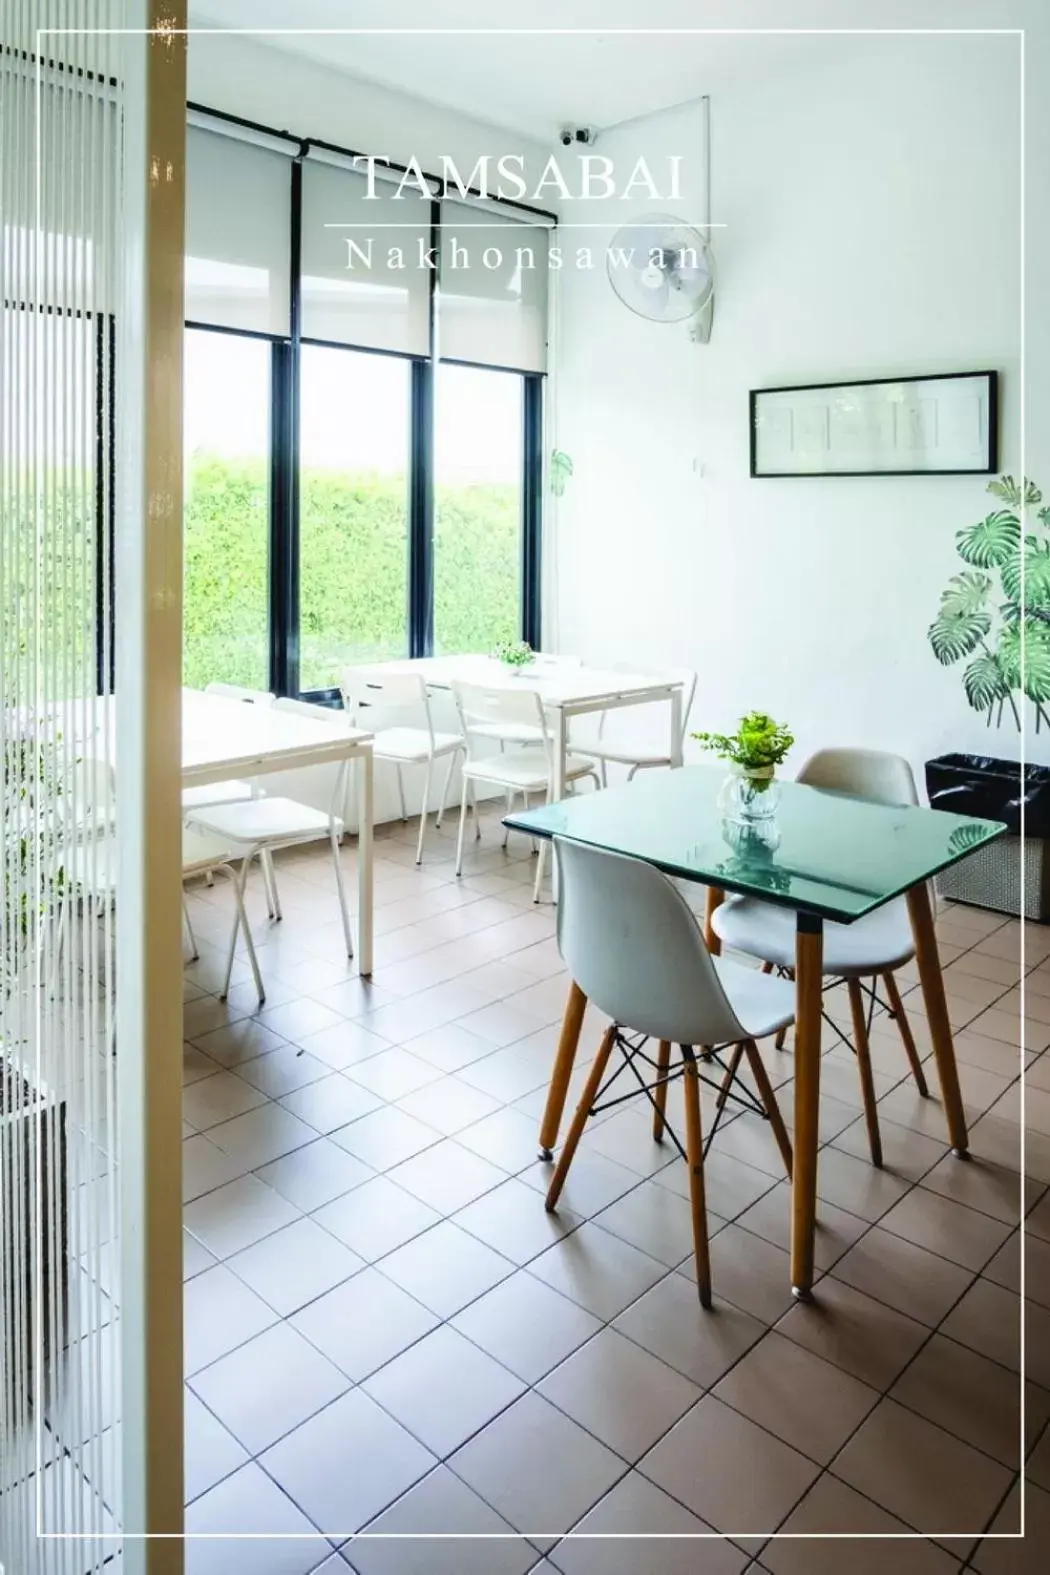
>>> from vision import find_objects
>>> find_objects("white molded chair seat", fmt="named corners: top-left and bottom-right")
top-left (546, 836), bottom-right (794, 1308)
top-left (461, 747), bottom-right (597, 793)
top-left (371, 725), bottom-right (464, 763)
top-left (182, 778), bottom-right (255, 811)
top-left (713, 895), bottom-right (914, 977)
top-left (188, 797), bottom-right (342, 845)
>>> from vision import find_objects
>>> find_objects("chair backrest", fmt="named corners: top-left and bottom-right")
top-left (340, 666), bottom-right (430, 719)
top-left (452, 679), bottom-right (549, 754)
top-left (273, 696), bottom-right (346, 726)
top-left (600, 663), bottom-right (698, 747)
top-left (553, 836), bottom-right (749, 1047)
top-left (205, 682), bottom-right (275, 707)
top-left (798, 747), bottom-right (918, 807)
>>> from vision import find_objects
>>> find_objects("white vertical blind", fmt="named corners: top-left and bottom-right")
top-left (185, 122), bottom-right (293, 335)
top-left (300, 152), bottom-right (432, 355)
top-left (1, 5), bottom-right (125, 1571)
top-left (438, 200), bottom-right (550, 373)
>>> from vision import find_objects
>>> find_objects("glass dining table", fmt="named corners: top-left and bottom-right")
top-left (504, 764), bottom-right (1006, 1300)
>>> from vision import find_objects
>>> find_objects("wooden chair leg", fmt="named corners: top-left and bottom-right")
top-left (882, 970), bottom-right (929, 1097)
top-left (681, 1046), bottom-right (713, 1309)
top-left (760, 961), bottom-right (774, 974)
top-left (742, 1039), bottom-right (793, 1178)
top-left (847, 978), bottom-right (883, 1168)
top-left (652, 1040), bottom-right (672, 1141)
top-left (546, 1026), bottom-right (616, 1212)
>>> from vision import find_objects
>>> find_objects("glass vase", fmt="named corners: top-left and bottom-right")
top-left (719, 767), bottom-right (781, 824)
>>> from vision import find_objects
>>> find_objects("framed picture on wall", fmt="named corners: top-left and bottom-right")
top-left (750, 370), bottom-right (998, 478)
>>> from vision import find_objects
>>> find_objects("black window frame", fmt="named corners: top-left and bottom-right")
top-left (185, 102), bottom-right (549, 705)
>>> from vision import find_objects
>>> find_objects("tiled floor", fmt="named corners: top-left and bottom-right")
top-left (176, 811), bottom-right (1049, 1573)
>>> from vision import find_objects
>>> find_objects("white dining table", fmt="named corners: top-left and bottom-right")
top-left (181, 690), bottom-right (375, 976)
top-left (378, 653), bottom-right (685, 805)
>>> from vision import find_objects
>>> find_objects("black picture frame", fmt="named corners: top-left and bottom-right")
top-left (749, 370), bottom-right (999, 478)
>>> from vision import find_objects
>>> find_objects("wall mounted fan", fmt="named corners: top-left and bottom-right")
top-left (607, 213), bottom-right (715, 343)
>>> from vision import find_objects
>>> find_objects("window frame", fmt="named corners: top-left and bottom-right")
top-left (184, 103), bottom-right (551, 704)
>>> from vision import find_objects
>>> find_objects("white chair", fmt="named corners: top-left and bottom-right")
top-left (181, 682), bottom-right (275, 811)
top-left (185, 701), bottom-right (355, 999)
top-left (57, 824), bottom-right (266, 1008)
top-left (547, 836), bottom-right (794, 1307)
top-left (711, 748), bottom-right (930, 1169)
top-left (340, 667), bottom-right (465, 865)
top-left (451, 680), bottom-right (600, 903)
top-left (574, 664), bottom-right (697, 784)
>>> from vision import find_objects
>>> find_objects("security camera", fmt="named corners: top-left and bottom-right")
top-left (558, 125), bottom-right (599, 148)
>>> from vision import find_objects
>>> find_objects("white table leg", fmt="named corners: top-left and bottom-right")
top-left (550, 708), bottom-right (568, 902)
top-left (357, 746), bottom-right (374, 977)
top-left (670, 685), bottom-right (683, 768)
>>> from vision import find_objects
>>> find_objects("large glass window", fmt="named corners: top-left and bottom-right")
top-left (434, 363), bottom-right (523, 655)
top-left (298, 344), bottom-right (411, 691)
top-left (183, 328), bottom-right (270, 689)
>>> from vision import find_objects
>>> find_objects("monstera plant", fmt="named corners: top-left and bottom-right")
top-left (928, 475), bottom-right (1050, 730)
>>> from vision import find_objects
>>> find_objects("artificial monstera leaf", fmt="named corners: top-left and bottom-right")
top-left (997, 619), bottom-right (1050, 703)
top-left (1000, 536), bottom-right (1050, 610)
top-left (928, 609), bottom-right (991, 665)
top-left (955, 510), bottom-right (1021, 568)
top-left (937, 570), bottom-right (991, 617)
top-left (962, 653), bottom-right (1009, 713)
top-left (550, 449), bottom-right (573, 498)
top-left (988, 475), bottom-right (1042, 509)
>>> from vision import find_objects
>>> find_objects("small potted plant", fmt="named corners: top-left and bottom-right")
top-left (693, 711), bottom-right (795, 822)
top-left (492, 640), bottom-right (536, 672)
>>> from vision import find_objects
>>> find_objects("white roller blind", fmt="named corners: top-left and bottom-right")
top-left (438, 201), bottom-right (549, 373)
top-left (301, 155), bottom-right (432, 355)
top-left (185, 123), bottom-right (292, 335)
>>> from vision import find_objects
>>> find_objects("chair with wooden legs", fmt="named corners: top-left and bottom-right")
top-left (711, 748), bottom-right (930, 1169)
top-left (544, 835), bottom-right (795, 1307)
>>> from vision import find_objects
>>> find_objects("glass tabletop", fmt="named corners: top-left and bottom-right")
top-left (504, 765), bottom-right (1006, 923)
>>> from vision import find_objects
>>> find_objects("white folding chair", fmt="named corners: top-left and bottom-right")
top-left (711, 748), bottom-right (930, 1168)
top-left (340, 667), bottom-right (465, 865)
top-left (548, 836), bottom-right (794, 1307)
top-left (186, 699), bottom-right (355, 999)
top-left (183, 682), bottom-right (279, 909)
top-left (451, 679), bottom-right (599, 903)
top-left (574, 664), bottom-right (697, 784)
top-left (57, 823), bottom-right (266, 1011)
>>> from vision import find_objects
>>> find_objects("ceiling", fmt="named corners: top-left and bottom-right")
top-left (189, 0), bottom-right (1027, 142)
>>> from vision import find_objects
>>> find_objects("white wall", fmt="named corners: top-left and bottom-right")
top-left (551, 28), bottom-right (1045, 787)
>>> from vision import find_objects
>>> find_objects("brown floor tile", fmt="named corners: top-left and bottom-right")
top-left (593, 1178), bottom-right (714, 1269)
top-left (312, 1175), bottom-right (441, 1262)
top-left (980, 1230), bottom-right (1050, 1309)
top-left (551, 1471), bottom-right (747, 1574)
top-left (528, 1221), bottom-right (667, 1322)
top-left (735, 1181), bottom-right (868, 1272)
top-left (452, 1271), bottom-right (603, 1384)
top-left (377, 1219), bottom-right (516, 1317)
top-left (813, 1144), bottom-right (912, 1222)
top-left (454, 1176), bottom-right (583, 1264)
top-left (386, 1136), bottom-right (508, 1214)
top-left (890, 1332), bottom-right (1044, 1469)
top-left (713, 1329), bottom-right (879, 1464)
top-left (693, 1223), bottom-right (796, 1326)
top-left (290, 1265), bottom-right (438, 1383)
top-left (762, 1474), bottom-right (961, 1575)
top-left (329, 1104), bottom-right (442, 1170)
top-left (188, 1322), bottom-right (350, 1455)
top-left (638, 1395), bottom-right (820, 1538)
top-left (939, 1278), bottom-right (1023, 1374)
top-left (971, 1479), bottom-right (1050, 1574)
top-left (362, 1324), bottom-right (525, 1457)
top-left (920, 1154), bottom-right (1030, 1226)
top-left (831, 1397), bottom-right (1013, 1537)
top-left (775, 1275), bottom-right (929, 1390)
top-left (879, 1186), bottom-right (1013, 1271)
top-left (537, 1326), bottom-right (700, 1462)
top-left (260, 1388), bottom-right (436, 1537)
top-left (345, 1465), bottom-right (534, 1575)
top-left (832, 1227), bottom-right (975, 1327)
top-left (832, 1114), bottom-right (948, 1184)
top-left (447, 1391), bottom-right (625, 1542)
top-left (614, 1266), bottom-right (765, 1388)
